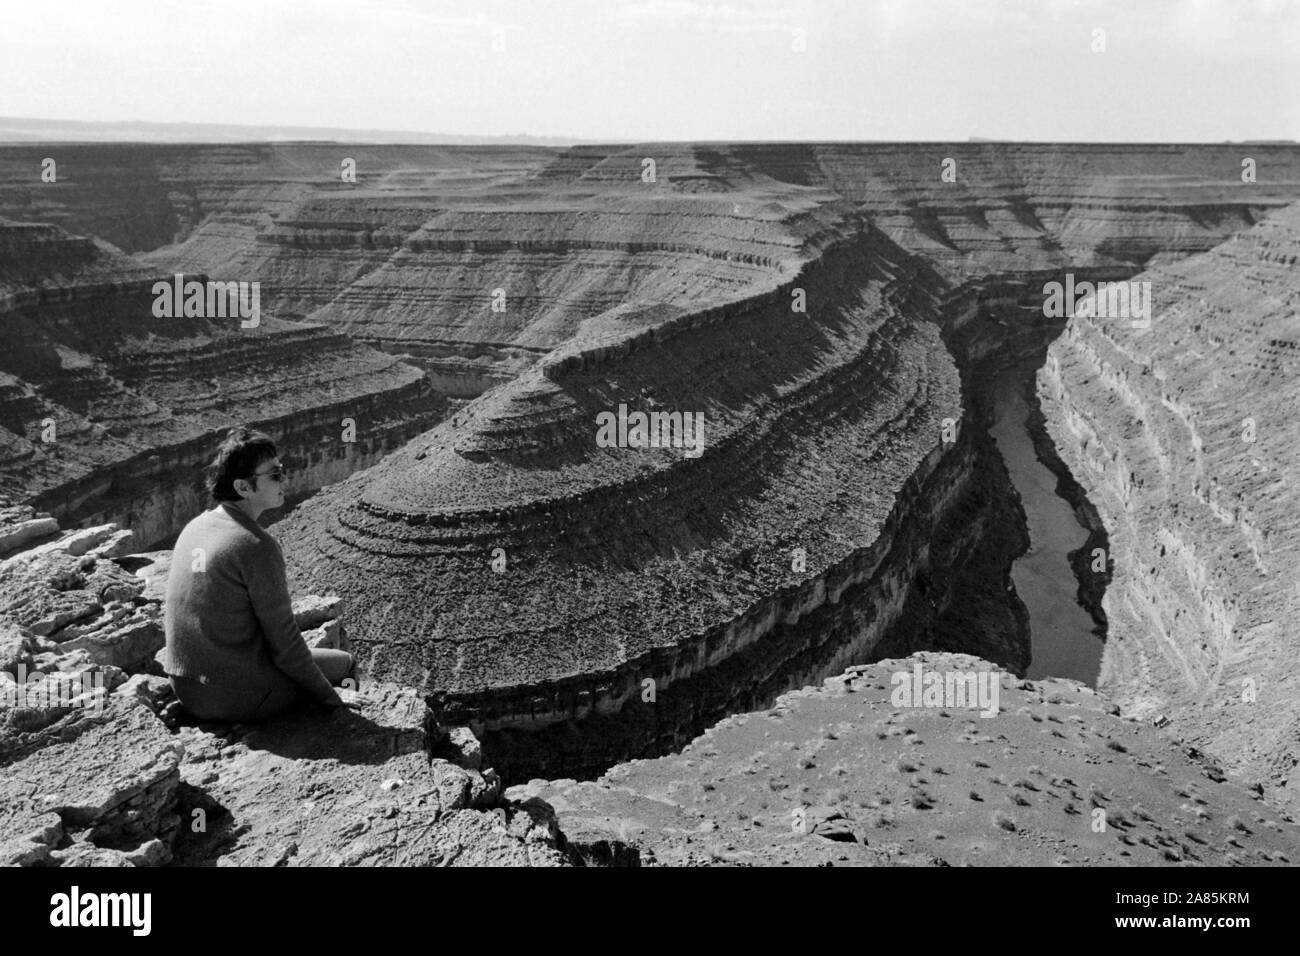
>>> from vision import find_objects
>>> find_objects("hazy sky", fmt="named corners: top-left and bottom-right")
top-left (3, 0), bottom-right (1298, 141)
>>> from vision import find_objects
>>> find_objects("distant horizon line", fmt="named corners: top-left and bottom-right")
top-left (1, 116), bottom-right (1295, 148)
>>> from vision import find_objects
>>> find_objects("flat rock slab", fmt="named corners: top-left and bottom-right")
top-left (171, 682), bottom-right (569, 866)
top-left (518, 652), bottom-right (1300, 867)
top-left (0, 697), bottom-right (183, 866)
top-left (292, 594), bottom-right (341, 632)
top-left (0, 550), bottom-right (142, 637)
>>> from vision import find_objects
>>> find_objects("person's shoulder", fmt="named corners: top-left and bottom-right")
top-left (188, 506), bottom-right (268, 555)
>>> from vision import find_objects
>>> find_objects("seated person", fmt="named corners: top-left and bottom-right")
top-left (163, 425), bottom-right (354, 721)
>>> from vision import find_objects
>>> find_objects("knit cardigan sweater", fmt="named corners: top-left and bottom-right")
top-left (162, 502), bottom-right (341, 706)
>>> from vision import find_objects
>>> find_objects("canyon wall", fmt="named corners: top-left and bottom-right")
top-left (0, 218), bottom-right (447, 547)
top-left (732, 142), bottom-right (1300, 280)
top-left (274, 217), bottom-right (1026, 778)
top-left (1040, 202), bottom-right (1300, 812)
top-left (5, 142), bottom-right (1300, 790)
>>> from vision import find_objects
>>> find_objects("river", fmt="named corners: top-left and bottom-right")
top-left (990, 362), bottom-right (1104, 685)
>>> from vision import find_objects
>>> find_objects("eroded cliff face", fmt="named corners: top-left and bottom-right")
top-left (273, 217), bottom-right (1030, 778)
top-left (5, 142), bottom-right (1300, 800)
top-left (0, 218), bottom-right (448, 547)
top-left (1039, 203), bottom-right (1300, 813)
top-left (734, 143), bottom-right (1300, 281)
top-left (9, 143), bottom-right (1297, 405)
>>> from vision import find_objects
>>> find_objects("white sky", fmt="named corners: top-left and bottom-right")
top-left (2, 0), bottom-right (1297, 141)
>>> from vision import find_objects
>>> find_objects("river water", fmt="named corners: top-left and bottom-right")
top-left (990, 363), bottom-right (1104, 685)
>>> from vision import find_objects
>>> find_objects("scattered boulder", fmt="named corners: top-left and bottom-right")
top-left (0, 616), bottom-right (33, 674)
top-left (0, 513), bottom-right (59, 560)
top-left (126, 551), bottom-right (171, 603)
top-left (55, 613), bottom-right (163, 671)
top-left (303, 618), bottom-right (345, 651)
top-left (117, 673), bottom-right (175, 715)
top-left (20, 524), bottom-right (132, 561)
top-left (292, 594), bottom-right (342, 632)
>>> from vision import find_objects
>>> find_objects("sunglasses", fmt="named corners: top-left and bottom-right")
top-left (247, 466), bottom-right (287, 483)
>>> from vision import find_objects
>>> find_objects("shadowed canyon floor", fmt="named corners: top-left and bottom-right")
top-left (3, 142), bottom-right (1300, 863)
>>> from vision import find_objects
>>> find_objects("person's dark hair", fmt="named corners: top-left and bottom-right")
top-left (207, 426), bottom-right (278, 502)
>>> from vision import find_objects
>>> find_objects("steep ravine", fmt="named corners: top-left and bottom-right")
top-left (277, 224), bottom-right (1045, 782)
top-left (1038, 205), bottom-right (1300, 813)
top-left (395, 259), bottom-right (1122, 783)
top-left (263, 233), bottom-right (1133, 785)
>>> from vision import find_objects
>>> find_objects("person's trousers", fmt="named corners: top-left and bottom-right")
top-left (169, 648), bottom-right (354, 722)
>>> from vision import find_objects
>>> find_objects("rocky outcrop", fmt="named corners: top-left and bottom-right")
top-left (515, 652), bottom-right (1300, 866)
top-left (1039, 202), bottom-right (1300, 814)
top-left (168, 682), bottom-right (572, 867)
top-left (2, 695), bottom-right (183, 866)
top-left (0, 505), bottom-right (581, 867)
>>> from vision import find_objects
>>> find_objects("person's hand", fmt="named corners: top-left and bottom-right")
top-left (334, 687), bottom-right (364, 711)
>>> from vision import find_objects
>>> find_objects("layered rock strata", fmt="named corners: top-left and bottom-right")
top-left (5, 141), bottom-right (1300, 814)
top-left (0, 143), bottom-right (557, 255)
top-left (731, 142), bottom-right (1300, 280)
top-left (274, 220), bottom-right (1006, 778)
top-left (1039, 202), bottom-right (1300, 813)
top-left (143, 150), bottom-right (847, 398)
top-left (0, 218), bottom-right (447, 548)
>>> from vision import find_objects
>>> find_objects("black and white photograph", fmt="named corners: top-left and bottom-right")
top-left (0, 0), bottom-right (1296, 927)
